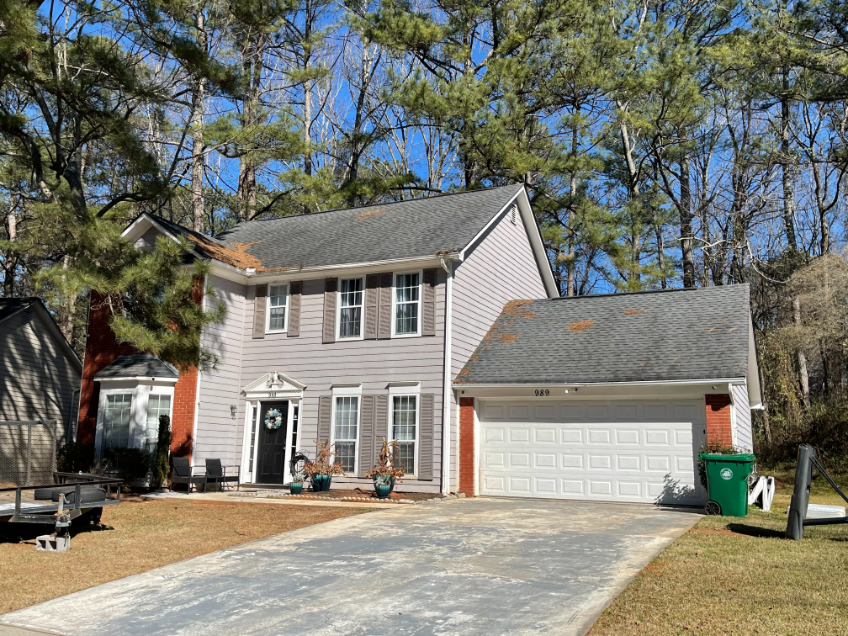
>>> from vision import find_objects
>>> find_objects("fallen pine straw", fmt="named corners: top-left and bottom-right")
top-left (0, 497), bottom-right (369, 614)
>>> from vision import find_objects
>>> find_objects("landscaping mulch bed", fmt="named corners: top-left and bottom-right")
top-left (234, 487), bottom-right (447, 504)
top-left (0, 496), bottom-right (369, 615)
top-left (588, 470), bottom-right (848, 636)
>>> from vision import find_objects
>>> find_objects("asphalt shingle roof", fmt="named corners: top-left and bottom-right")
top-left (94, 354), bottom-right (179, 380)
top-left (457, 285), bottom-right (752, 385)
top-left (200, 184), bottom-right (525, 271)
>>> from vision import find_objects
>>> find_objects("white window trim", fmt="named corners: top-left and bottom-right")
top-left (336, 276), bottom-right (365, 341)
top-left (94, 382), bottom-right (175, 461)
top-left (265, 283), bottom-right (289, 334)
top-left (391, 269), bottom-right (423, 338)
top-left (390, 393), bottom-right (420, 477)
top-left (330, 385), bottom-right (362, 475)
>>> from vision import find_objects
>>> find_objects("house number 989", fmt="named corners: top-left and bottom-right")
top-left (534, 389), bottom-right (550, 397)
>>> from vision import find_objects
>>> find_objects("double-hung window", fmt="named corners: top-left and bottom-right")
top-left (266, 284), bottom-right (288, 332)
top-left (333, 396), bottom-right (359, 473)
top-left (393, 272), bottom-right (421, 336)
top-left (391, 395), bottom-right (418, 474)
top-left (338, 278), bottom-right (363, 339)
top-left (144, 394), bottom-right (171, 453)
top-left (102, 394), bottom-right (132, 453)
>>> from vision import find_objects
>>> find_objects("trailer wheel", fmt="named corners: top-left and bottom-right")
top-left (705, 500), bottom-right (722, 515)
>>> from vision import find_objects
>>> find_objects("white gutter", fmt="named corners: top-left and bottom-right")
top-left (440, 255), bottom-right (455, 495)
top-left (96, 377), bottom-right (178, 384)
top-left (454, 378), bottom-right (746, 390)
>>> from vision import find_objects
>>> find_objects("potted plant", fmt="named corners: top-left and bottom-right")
top-left (366, 438), bottom-right (405, 499)
top-left (304, 439), bottom-right (344, 491)
top-left (289, 473), bottom-right (304, 495)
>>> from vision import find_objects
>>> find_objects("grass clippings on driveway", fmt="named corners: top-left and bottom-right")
top-left (589, 472), bottom-right (848, 636)
top-left (0, 496), bottom-right (369, 615)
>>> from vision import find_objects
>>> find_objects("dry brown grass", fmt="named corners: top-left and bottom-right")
top-left (589, 473), bottom-right (848, 636)
top-left (0, 497), bottom-right (369, 614)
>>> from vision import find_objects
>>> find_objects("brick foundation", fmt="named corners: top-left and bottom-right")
top-left (705, 394), bottom-right (733, 446)
top-left (77, 294), bottom-right (197, 457)
top-left (458, 397), bottom-right (475, 496)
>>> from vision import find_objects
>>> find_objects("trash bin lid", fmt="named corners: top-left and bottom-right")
top-left (699, 453), bottom-right (755, 462)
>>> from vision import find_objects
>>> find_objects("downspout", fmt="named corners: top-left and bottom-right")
top-left (440, 255), bottom-right (454, 495)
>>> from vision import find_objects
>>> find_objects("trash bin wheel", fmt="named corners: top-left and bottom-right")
top-left (705, 500), bottom-right (722, 515)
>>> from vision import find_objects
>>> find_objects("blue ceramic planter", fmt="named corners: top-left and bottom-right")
top-left (374, 477), bottom-right (395, 499)
top-left (311, 475), bottom-right (333, 492)
top-left (289, 481), bottom-right (303, 495)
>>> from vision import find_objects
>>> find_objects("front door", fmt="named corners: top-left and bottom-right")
top-left (256, 401), bottom-right (289, 484)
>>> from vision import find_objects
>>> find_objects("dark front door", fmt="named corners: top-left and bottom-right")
top-left (256, 401), bottom-right (289, 484)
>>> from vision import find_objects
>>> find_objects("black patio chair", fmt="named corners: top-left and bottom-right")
top-left (205, 459), bottom-right (241, 492)
top-left (169, 457), bottom-right (207, 493)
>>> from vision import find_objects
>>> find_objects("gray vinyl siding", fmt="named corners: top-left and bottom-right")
top-left (0, 313), bottom-right (80, 443)
top-left (193, 276), bottom-right (247, 466)
top-left (134, 226), bottom-right (161, 252)
top-left (733, 383), bottom-right (753, 452)
top-left (236, 271), bottom-right (448, 492)
top-left (449, 209), bottom-right (549, 489)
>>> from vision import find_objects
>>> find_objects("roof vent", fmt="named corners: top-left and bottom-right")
top-left (20, 309), bottom-right (32, 326)
top-left (510, 205), bottom-right (517, 224)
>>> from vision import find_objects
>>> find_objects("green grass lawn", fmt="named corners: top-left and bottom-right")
top-left (589, 470), bottom-right (848, 636)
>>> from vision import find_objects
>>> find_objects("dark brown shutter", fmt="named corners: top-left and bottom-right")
top-left (252, 285), bottom-right (267, 339)
top-left (323, 278), bottom-right (338, 344)
top-left (359, 395), bottom-right (375, 477)
top-left (317, 396), bottom-right (332, 447)
top-left (422, 268), bottom-right (437, 337)
top-left (364, 274), bottom-right (379, 340)
top-left (378, 273), bottom-right (393, 339)
top-left (287, 281), bottom-right (302, 337)
top-left (418, 393), bottom-right (435, 480)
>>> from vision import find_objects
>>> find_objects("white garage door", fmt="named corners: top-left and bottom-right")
top-left (479, 400), bottom-right (706, 505)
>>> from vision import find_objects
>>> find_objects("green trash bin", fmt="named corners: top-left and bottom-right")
top-left (699, 453), bottom-right (755, 517)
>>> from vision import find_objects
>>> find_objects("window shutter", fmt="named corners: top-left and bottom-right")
top-left (359, 395), bottom-right (375, 478)
top-left (375, 394), bottom-right (388, 448)
top-left (378, 273), bottom-right (392, 339)
top-left (252, 285), bottom-right (267, 339)
top-left (418, 393), bottom-right (435, 480)
top-left (422, 268), bottom-right (437, 337)
top-left (287, 281), bottom-right (302, 337)
top-left (323, 278), bottom-right (338, 344)
top-left (317, 396), bottom-right (332, 447)
top-left (364, 274), bottom-right (379, 340)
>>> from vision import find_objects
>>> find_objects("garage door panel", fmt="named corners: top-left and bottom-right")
top-left (479, 399), bottom-right (706, 505)
top-left (508, 405), bottom-right (531, 420)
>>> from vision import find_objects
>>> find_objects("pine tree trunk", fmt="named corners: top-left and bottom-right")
top-left (4, 199), bottom-right (16, 296)
top-left (191, 10), bottom-right (206, 233)
top-left (793, 296), bottom-right (810, 407)
top-left (679, 153), bottom-right (695, 287)
top-left (780, 74), bottom-right (798, 252)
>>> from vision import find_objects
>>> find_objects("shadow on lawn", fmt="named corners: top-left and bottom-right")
top-left (726, 523), bottom-right (784, 539)
top-left (0, 516), bottom-right (113, 544)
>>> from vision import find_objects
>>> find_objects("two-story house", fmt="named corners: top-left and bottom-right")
top-left (76, 184), bottom-right (556, 494)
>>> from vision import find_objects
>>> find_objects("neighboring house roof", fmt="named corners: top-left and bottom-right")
top-left (138, 184), bottom-right (529, 273)
top-left (0, 297), bottom-right (82, 373)
top-left (457, 285), bottom-right (754, 386)
top-left (94, 354), bottom-right (179, 380)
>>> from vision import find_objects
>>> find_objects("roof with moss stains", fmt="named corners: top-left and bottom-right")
top-left (457, 285), bottom-right (752, 385)
top-left (152, 185), bottom-right (525, 272)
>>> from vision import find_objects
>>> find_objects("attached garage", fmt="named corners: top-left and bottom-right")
top-left (455, 285), bottom-right (762, 506)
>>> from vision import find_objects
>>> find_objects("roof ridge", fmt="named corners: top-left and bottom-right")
top-left (548, 284), bottom-right (748, 301)
top-left (216, 183), bottom-right (524, 234)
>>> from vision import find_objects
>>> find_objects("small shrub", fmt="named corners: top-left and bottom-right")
top-left (304, 439), bottom-right (345, 477)
top-left (103, 447), bottom-right (152, 483)
top-left (57, 442), bottom-right (95, 473)
top-left (151, 415), bottom-right (171, 488)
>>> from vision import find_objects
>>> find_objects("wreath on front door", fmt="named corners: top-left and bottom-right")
top-left (264, 408), bottom-right (283, 430)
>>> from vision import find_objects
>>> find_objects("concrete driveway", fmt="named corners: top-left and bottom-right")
top-left (0, 498), bottom-right (698, 636)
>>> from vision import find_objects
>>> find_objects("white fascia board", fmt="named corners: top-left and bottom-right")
top-left (455, 378), bottom-right (745, 394)
top-left (96, 376), bottom-right (178, 384)
top-left (458, 189), bottom-right (524, 261)
top-left (516, 190), bottom-right (559, 298)
top-left (746, 317), bottom-right (764, 409)
top-left (122, 214), bottom-right (207, 262)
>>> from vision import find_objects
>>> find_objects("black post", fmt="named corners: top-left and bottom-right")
top-left (786, 444), bottom-right (814, 540)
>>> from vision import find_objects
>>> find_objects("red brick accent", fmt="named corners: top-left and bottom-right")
top-left (459, 397), bottom-right (475, 496)
top-left (77, 294), bottom-right (197, 458)
top-left (705, 394), bottom-right (733, 446)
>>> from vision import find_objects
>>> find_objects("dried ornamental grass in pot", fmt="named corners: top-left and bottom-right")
top-left (366, 438), bottom-right (406, 499)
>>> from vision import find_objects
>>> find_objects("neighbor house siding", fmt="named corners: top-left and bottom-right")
top-left (238, 271), bottom-right (447, 492)
top-left (193, 275), bottom-right (247, 466)
top-left (449, 208), bottom-right (549, 489)
top-left (0, 311), bottom-right (80, 442)
top-left (733, 383), bottom-right (753, 452)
